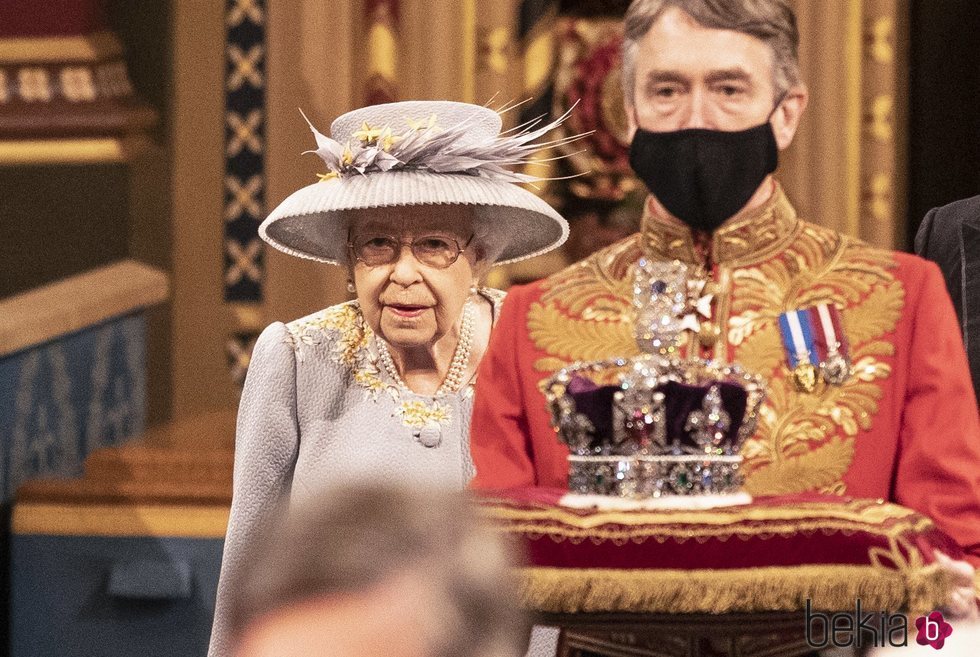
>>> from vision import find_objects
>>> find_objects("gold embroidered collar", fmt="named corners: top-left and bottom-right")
top-left (640, 183), bottom-right (801, 268)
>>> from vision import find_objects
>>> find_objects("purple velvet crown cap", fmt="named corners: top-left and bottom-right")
top-left (566, 374), bottom-right (748, 452)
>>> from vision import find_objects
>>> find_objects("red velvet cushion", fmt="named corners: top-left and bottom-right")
top-left (480, 488), bottom-right (960, 615)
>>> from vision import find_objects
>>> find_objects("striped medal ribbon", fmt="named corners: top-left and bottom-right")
top-left (778, 309), bottom-right (819, 393)
top-left (807, 304), bottom-right (852, 386)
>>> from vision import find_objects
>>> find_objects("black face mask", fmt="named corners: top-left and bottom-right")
top-left (629, 118), bottom-right (779, 234)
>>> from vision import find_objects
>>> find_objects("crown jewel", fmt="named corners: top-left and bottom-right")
top-left (546, 356), bottom-right (765, 497)
top-left (545, 258), bottom-right (767, 499)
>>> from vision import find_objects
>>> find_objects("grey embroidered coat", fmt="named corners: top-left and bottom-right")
top-left (208, 291), bottom-right (506, 657)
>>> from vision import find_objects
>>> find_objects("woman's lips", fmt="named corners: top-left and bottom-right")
top-left (386, 304), bottom-right (430, 318)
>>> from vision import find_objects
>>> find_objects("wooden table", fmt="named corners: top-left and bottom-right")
top-left (547, 611), bottom-right (813, 657)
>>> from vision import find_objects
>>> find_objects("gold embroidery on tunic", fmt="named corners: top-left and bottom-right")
top-left (526, 187), bottom-right (905, 497)
top-left (731, 226), bottom-right (902, 494)
top-left (640, 189), bottom-right (802, 267)
top-left (529, 236), bottom-right (640, 372)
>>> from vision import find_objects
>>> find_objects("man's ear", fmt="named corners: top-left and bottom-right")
top-left (625, 101), bottom-right (638, 141)
top-left (772, 83), bottom-right (808, 150)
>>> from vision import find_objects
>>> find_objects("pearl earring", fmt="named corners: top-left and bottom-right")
top-left (470, 282), bottom-right (478, 295)
top-left (347, 280), bottom-right (356, 293)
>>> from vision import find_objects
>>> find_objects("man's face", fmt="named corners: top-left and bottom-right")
top-left (629, 7), bottom-right (781, 134)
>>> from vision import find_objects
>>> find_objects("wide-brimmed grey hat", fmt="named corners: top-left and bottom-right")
top-left (260, 100), bottom-right (577, 266)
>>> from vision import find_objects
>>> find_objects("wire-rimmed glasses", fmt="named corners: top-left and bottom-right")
top-left (349, 233), bottom-right (474, 269)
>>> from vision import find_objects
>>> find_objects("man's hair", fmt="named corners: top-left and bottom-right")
top-left (621, 0), bottom-right (800, 105)
top-left (228, 484), bottom-right (528, 657)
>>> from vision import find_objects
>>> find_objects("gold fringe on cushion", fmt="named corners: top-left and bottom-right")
top-left (519, 564), bottom-right (951, 617)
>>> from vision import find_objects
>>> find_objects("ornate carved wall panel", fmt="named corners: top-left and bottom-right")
top-left (0, 0), bottom-right (156, 163)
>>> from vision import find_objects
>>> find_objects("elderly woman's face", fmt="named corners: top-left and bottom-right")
top-left (350, 205), bottom-right (478, 350)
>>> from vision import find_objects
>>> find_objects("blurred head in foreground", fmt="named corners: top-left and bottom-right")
top-left (228, 484), bottom-right (528, 657)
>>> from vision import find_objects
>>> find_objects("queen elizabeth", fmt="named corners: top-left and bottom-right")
top-left (208, 100), bottom-right (574, 656)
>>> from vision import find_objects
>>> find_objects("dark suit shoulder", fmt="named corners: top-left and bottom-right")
top-left (933, 195), bottom-right (980, 222)
top-left (916, 195), bottom-right (980, 260)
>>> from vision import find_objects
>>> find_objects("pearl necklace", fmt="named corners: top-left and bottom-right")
top-left (376, 299), bottom-right (476, 397)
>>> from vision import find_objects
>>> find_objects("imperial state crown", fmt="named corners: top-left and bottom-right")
top-left (543, 258), bottom-right (767, 499)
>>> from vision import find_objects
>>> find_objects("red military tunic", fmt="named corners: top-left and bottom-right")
top-left (470, 183), bottom-right (980, 566)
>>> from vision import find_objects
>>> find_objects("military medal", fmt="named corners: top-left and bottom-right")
top-left (779, 309), bottom-right (820, 393)
top-left (822, 351), bottom-right (850, 385)
top-left (808, 304), bottom-right (852, 386)
top-left (792, 360), bottom-right (818, 393)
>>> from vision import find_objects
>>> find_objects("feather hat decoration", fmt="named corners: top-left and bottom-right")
top-left (260, 100), bottom-right (586, 265)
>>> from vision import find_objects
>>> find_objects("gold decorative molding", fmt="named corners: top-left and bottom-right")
top-left (462, 0), bottom-right (477, 102)
top-left (12, 502), bottom-right (230, 539)
top-left (364, 0), bottom-right (398, 103)
top-left (865, 171), bottom-right (893, 225)
top-left (0, 32), bottom-right (156, 146)
top-left (366, 22), bottom-right (397, 81)
top-left (859, 0), bottom-right (906, 248)
top-left (869, 15), bottom-right (895, 64)
top-left (844, 0), bottom-right (864, 239)
top-left (869, 93), bottom-right (895, 142)
top-left (523, 26), bottom-right (555, 97)
top-left (0, 30), bottom-right (122, 64)
top-left (231, 303), bottom-right (264, 331)
top-left (0, 136), bottom-right (152, 165)
top-left (479, 27), bottom-right (512, 75)
top-left (0, 61), bottom-right (134, 105)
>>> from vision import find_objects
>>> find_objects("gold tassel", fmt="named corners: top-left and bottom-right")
top-left (519, 564), bottom-right (950, 616)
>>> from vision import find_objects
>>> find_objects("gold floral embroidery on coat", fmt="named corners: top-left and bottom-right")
top-left (526, 205), bottom-right (904, 496)
top-left (395, 400), bottom-right (452, 428)
top-left (284, 301), bottom-right (391, 401)
top-left (730, 224), bottom-right (902, 495)
top-left (284, 302), bottom-right (369, 366)
top-left (285, 292), bottom-right (505, 429)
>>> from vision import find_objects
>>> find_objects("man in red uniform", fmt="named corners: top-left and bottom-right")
top-left (469, 0), bottom-right (980, 614)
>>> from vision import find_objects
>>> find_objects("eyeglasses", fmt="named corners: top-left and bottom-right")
top-left (349, 233), bottom-right (474, 269)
